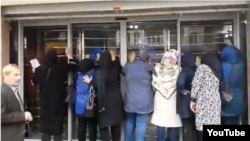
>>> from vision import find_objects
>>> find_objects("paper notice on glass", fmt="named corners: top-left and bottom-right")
top-left (30, 58), bottom-right (40, 71)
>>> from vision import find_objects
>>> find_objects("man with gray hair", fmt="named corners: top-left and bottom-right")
top-left (1, 64), bottom-right (33, 141)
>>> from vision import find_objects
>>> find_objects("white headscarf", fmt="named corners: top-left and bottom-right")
top-left (152, 49), bottom-right (181, 99)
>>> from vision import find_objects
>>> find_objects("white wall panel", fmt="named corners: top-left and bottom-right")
top-left (1, 0), bottom-right (109, 6)
top-left (20, 12), bottom-right (237, 27)
top-left (2, 1), bottom-right (248, 15)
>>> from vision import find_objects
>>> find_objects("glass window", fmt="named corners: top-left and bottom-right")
top-left (23, 26), bottom-right (68, 139)
top-left (181, 20), bottom-right (233, 55)
top-left (127, 21), bottom-right (177, 64)
top-left (72, 23), bottom-right (120, 61)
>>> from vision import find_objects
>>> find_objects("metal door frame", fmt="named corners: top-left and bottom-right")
top-left (19, 12), bottom-right (239, 141)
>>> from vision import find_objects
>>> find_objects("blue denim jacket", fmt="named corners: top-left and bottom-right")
top-left (123, 60), bottom-right (154, 114)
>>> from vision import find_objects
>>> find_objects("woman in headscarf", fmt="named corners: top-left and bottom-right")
top-left (176, 53), bottom-right (197, 141)
top-left (32, 48), bottom-right (78, 141)
top-left (123, 47), bottom-right (156, 141)
top-left (190, 53), bottom-right (221, 141)
top-left (151, 49), bottom-right (182, 141)
top-left (220, 46), bottom-right (245, 125)
top-left (84, 51), bottom-right (125, 141)
top-left (89, 48), bottom-right (103, 65)
top-left (75, 58), bottom-right (98, 141)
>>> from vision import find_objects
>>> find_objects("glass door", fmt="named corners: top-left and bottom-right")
top-left (23, 26), bottom-right (68, 140)
top-left (72, 23), bottom-right (121, 139)
top-left (180, 20), bottom-right (234, 56)
top-left (127, 21), bottom-right (177, 64)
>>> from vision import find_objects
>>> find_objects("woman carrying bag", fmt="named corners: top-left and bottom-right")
top-left (75, 58), bottom-right (98, 141)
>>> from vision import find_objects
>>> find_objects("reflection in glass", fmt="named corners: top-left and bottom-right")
top-left (181, 20), bottom-right (233, 55)
top-left (23, 26), bottom-right (68, 139)
top-left (9, 21), bottom-right (19, 64)
top-left (127, 21), bottom-right (177, 64)
top-left (72, 23), bottom-right (120, 61)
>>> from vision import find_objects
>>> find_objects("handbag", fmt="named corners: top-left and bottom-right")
top-left (220, 65), bottom-right (238, 103)
top-left (24, 98), bottom-right (32, 137)
top-left (84, 86), bottom-right (97, 117)
top-left (65, 84), bottom-right (76, 104)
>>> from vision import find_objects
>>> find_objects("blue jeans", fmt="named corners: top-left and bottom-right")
top-left (124, 113), bottom-right (148, 141)
top-left (157, 127), bottom-right (179, 141)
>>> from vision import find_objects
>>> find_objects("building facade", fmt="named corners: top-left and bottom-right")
top-left (1, 1), bottom-right (250, 141)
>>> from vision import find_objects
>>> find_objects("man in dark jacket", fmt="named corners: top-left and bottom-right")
top-left (1, 64), bottom-right (32, 141)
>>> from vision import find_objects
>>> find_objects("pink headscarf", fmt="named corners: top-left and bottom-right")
top-left (161, 49), bottom-right (179, 65)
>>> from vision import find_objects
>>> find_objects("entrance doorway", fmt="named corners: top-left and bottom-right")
top-left (22, 23), bottom-right (122, 140)
top-left (23, 25), bottom-right (69, 140)
top-left (19, 14), bottom-right (244, 141)
top-left (71, 23), bottom-right (120, 139)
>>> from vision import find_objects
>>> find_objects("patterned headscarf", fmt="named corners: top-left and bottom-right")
top-left (152, 49), bottom-right (181, 99)
top-left (161, 49), bottom-right (179, 65)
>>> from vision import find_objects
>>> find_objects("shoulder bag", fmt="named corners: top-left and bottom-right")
top-left (45, 68), bottom-right (51, 82)
top-left (220, 65), bottom-right (238, 104)
top-left (84, 85), bottom-right (97, 117)
top-left (41, 68), bottom-right (51, 91)
top-left (65, 84), bottom-right (76, 104)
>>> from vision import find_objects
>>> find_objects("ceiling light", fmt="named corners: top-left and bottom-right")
top-left (130, 25), bottom-right (133, 29)
top-left (134, 25), bottom-right (138, 29)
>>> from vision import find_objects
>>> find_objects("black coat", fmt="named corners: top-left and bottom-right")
top-left (176, 67), bottom-right (196, 118)
top-left (95, 59), bottom-right (125, 128)
top-left (32, 59), bottom-right (78, 135)
top-left (1, 83), bottom-right (25, 141)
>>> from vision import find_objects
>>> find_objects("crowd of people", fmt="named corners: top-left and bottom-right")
top-left (1, 44), bottom-right (246, 141)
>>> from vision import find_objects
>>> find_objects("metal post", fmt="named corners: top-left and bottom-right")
top-left (177, 18), bottom-right (181, 65)
top-left (176, 18), bottom-right (183, 141)
top-left (67, 23), bottom-right (73, 141)
top-left (18, 21), bottom-right (24, 100)
top-left (81, 31), bottom-right (85, 59)
top-left (120, 21), bottom-right (127, 141)
top-left (246, 4), bottom-right (250, 124)
top-left (234, 12), bottom-right (240, 49)
top-left (120, 21), bottom-right (127, 66)
top-left (167, 30), bottom-right (171, 50)
top-left (163, 29), bottom-right (167, 52)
